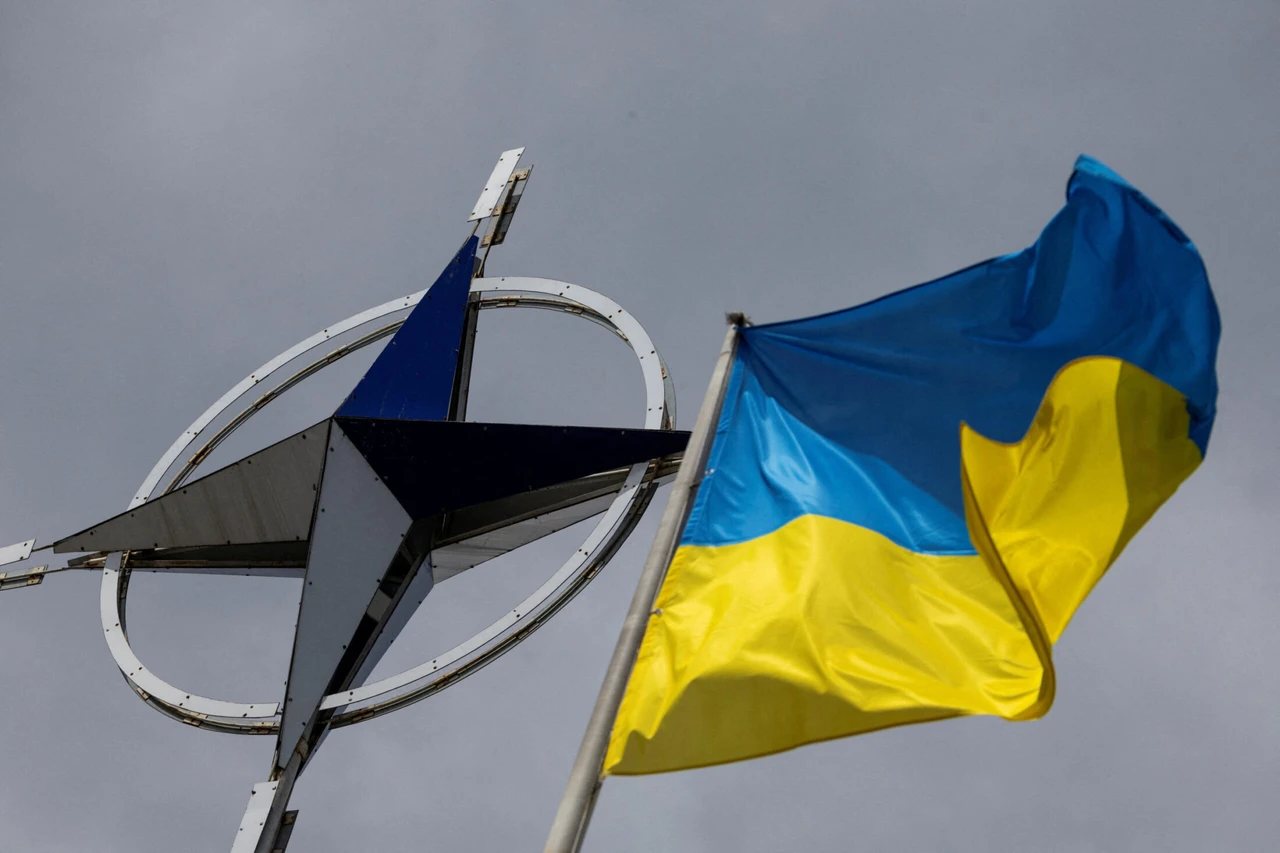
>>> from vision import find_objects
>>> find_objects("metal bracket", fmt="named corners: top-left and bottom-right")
top-left (230, 782), bottom-right (277, 853)
top-left (481, 166), bottom-right (533, 248)
top-left (0, 565), bottom-right (46, 592)
top-left (272, 812), bottom-right (298, 853)
top-left (230, 783), bottom-right (298, 853)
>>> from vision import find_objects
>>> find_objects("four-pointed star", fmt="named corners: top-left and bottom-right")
top-left (50, 237), bottom-right (689, 843)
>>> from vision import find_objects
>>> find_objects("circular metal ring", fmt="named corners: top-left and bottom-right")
top-left (99, 278), bottom-right (676, 733)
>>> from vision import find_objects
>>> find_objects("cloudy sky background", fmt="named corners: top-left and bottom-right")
top-left (1, 2), bottom-right (1277, 850)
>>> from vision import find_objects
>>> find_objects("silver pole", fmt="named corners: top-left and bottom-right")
top-left (544, 317), bottom-right (744, 853)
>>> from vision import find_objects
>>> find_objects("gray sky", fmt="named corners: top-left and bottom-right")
top-left (1, 1), bottom-right (1277, 850)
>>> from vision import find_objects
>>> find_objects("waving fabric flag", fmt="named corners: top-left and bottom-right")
top-left (604, 156), bottom-right (1220, 775)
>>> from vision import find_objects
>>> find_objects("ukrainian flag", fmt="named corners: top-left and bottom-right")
top-left (605, 156), bottom-right (1220, 775)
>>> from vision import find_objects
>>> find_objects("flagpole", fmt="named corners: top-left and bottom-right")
top-left (544, 316), bottom-right (745, 853)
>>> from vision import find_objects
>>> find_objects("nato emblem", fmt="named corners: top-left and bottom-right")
top-left (0, 149), bottom-right (687, 850)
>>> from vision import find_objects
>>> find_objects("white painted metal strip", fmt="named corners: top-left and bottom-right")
top-left (230, 781), bottom-right (278, 853)
top-left (0, 539), bottom-right (34, 567)
top-left (468, 148), bottom-right (524, 221)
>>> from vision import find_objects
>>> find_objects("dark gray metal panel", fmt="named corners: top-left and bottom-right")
top-left (67, 542), bottom-right (308, 577)
top-left (433, 493), bottom-right (617, 582)
top-left (447, 295), bottom-right (481, 421)
top-left (230, 781), bottom-right (279, 853)
top-left (350, 551), bottom-right (434, 688)
top-left (126, 541), bottom-right (308, 568)
top-left (439, 467), bottom-right (629, 543)
top-left (132, 566), bottom-right (306, 579)
top-left (53, 422), bottom-right (329, 554)
top-left (276, 422), bottom-right (412, 769)
top-left (431, 455), bottom-right (682, 582)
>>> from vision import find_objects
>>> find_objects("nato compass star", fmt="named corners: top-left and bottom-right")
top-left (0, 149), bottom-right (688, 851)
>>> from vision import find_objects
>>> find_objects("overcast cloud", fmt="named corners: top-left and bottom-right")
top-left (1, 2), bottom-right (1277, 850)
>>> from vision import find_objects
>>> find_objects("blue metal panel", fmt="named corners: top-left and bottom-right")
top-left (337, 237), bottom-right (478, 420)
top-left (335, 417), bottom-right (689, 521)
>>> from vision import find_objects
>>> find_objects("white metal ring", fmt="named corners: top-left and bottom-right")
top-left (99, 278), bottom-right (676, 732)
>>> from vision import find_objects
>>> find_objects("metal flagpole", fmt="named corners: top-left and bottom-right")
top-left (544, 315), bottom-right (746, 853)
